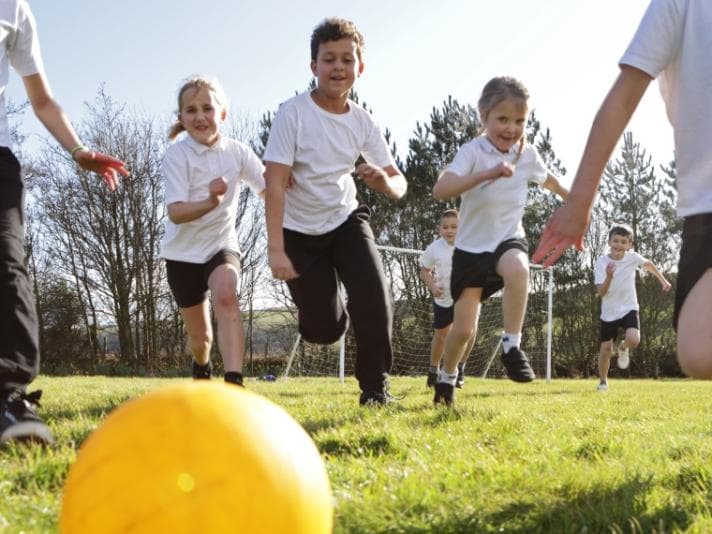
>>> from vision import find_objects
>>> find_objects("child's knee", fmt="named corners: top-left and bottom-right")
top-left (600, 341), bottom-right (613, 357)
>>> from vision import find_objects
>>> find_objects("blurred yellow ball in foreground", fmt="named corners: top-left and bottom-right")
top-left (60, 382), bottom-right (332, 533)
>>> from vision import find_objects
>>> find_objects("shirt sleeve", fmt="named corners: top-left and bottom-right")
top-left (593, 256), bottom-right (607, 285)
top-left (619, 0), bottom-right (685, 79)
top-left (361, 119), bottom-right (397, 169)
top-left (419, 242), bottom-right (436, 269)
top-left (447, 143), bottom-right (476, 176)
top-left (528, 146), bottom-right (549, 185)
top-left (162, 145), bottom-right (190, 205)
top-left (238, 145), bottom-right (266, 194)
top-left (263, 101), bottom-right (298, 166)
top-left (8, 1), bottom-right (44, 77)
top-left (631, 251), bottom-right (648, 268)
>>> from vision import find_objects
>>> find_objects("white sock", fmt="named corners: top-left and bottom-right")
top-left (438, 370), bottom-right (458, 386)
top-left (502, 333), bottom-right (521, 353)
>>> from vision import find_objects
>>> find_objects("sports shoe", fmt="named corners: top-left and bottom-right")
top-left (426, 370), bottom-right (438, 388)
top-left (359, 389), bottom-right (398, 406)
top-left (1, 390), bottom-right (54, 446)
top-left (192, 360), bottom-right (212, 380)
top-left (433, 382), bottom-right (455, 407)
top-left (617, 342), bottom-right (630, 369)
top-left (456, 366), bottom-right (465, 389)
top-left (597, 382), bottom-right (609, 392)
top-left (501, 347), bottom-right (535, 382)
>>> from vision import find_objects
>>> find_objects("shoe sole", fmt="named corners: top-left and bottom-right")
top-left (1, 421), bottom-right (54, 446)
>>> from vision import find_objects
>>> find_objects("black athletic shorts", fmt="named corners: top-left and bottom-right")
top-left (674, 212), bottom-right (712, 330)
top-left (432, 302), bottom-right (454, 329)
top-left (600, 309), bottom-right (639, 342)
top-left (165, 249), bottom-right (241, 308)
top-left (450, 238), bottom-right (529, 303)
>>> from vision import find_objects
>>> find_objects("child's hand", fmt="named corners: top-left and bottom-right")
top-left (209, 176), bottom-right (228, 203)
top-left (431, 285), bottom-right (444, 298)
top-left (268, 250), bottom-right (299, 281)
top-left (606, 262), bottom-right (616, 277)
top-left (355, 163), bottom-right (389, 193)
top-left (661, 280), bottom-right (672, 292)
top-left (492, 161), bottom-right (515, 179)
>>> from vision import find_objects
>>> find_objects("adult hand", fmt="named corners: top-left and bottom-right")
top-left (74, 150), bottom-right (129, 192)
top-left (532, 202), bottom-right (588, 267)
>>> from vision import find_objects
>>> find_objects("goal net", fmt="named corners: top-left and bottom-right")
top-left (282, 245), bottom-right (553, 382)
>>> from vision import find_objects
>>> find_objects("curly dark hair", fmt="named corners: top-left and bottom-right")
top-left (310, 17), bottom-right (364, 61)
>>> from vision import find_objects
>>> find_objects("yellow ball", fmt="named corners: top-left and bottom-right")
top-left (60, 382), bottom-right (332, 534)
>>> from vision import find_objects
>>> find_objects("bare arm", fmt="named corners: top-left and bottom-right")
top-left (419, 267), bottom-right (443, 298)
top-left (22, 73), bottom-right (128, 190)
top-left (264, 161), bottom-right (298, 280)
top-left (532, 66), bottom-right (652, 266)
top-left (433, 162), bottom-right (514, 200)
top-left (355, 163), bottom-right (407, 199)
top-left (597, 262), bottom-right (615, 298)
top-left (166, 177), bottom-right (228, 224)
top-left (542, 173), bottom-right (569, 201)
top-left (642, 261), bottom-right (673, 292)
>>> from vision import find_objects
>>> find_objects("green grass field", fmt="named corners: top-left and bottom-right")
top-left (1, 376), bottom-right (710, 533)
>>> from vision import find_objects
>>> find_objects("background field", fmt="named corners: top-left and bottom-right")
top-left (1, 376), bottom-right (710, 533)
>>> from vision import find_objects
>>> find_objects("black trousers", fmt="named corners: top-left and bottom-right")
top-left (283, 206), bottom-right (393, 391)
top-left (0, 147), bottom-right (38, 396)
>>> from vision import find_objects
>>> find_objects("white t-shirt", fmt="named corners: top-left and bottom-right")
top-left (620, 0), bottom-right (712, 217)
top-left (594, 250), bottom-right (647, 322)
top-left (444, 136), bottom-right (549, 253)
top-left (263, 91), bottom-right (396, 235)
top-left (419, 237), bottom-right (455, 307)
top-left (0, 0), bottom-right (44, 147)
top-left (160, 135), bottom-right (265, 263)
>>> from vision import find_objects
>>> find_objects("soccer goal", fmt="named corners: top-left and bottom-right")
top-left (282, 245), bottom-right (554, 382)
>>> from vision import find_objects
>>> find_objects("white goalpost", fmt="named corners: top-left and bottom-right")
top-left (282, 245), bottom-right (554, 383)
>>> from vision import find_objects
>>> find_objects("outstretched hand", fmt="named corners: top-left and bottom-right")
top-left (74, 149), bottom-right (129, 192)
top-left (532, 202), bottom-right (588, 267)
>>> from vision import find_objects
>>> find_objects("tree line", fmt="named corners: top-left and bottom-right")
top-left (16, 87), bottom-right (681, 378)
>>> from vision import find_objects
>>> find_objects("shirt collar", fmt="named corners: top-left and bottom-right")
top-left (476, 135), bottom-right (519, 156)
top-left (184, 134), bottom-right (225, 155)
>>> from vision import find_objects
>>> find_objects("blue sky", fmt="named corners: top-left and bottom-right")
top-left (9, 0), bottom-right (672, 185)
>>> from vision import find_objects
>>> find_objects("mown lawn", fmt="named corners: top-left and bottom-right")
top-left (1, 376), bottom-right (710, 533)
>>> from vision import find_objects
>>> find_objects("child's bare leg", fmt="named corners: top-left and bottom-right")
top-left (441, 289), bottom-right (481, 375)
top-left (598, 340), bottom-right (613, 384)
top-left (677, 268), bottom-right (712, 378)
top-left (180, 301), bottom-right (212, 365)
top-left (621, 327), bottom-right (640, 350)
top-left (459, 332), bottom-right (476, 365)
top-left (430, 325), bottom-right (450, 367)
top-left (496, 249), bottom-right (529, 334)
top-left (208, 264), bottom-right (244, 373)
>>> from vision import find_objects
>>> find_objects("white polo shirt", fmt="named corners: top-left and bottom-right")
top-left (444, 136), bottom-right (548, 253)
top-left (594, 250), bottom-right (647, 322)
top-left (160, 135), bottom-right (265, 263)
top-left (419, 237), bottom-right (455, 307)
top-left (263, 91), bottom-right (396, 235)
top-left (620, 0), bottom-right (712, 217)
top-left (0, 0), bottom-right (44, 147)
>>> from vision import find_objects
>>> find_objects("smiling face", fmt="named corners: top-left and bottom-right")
top-left (310, 37), bottom-right (363, 103)
top-left (482, 97), bottom-right (528, 153)
top-left (178, 86), bottom-right (226, 147)
top-left (438, 215), bottom-right (459, 245)
top-left (607, 232), bottom-right (633, 260)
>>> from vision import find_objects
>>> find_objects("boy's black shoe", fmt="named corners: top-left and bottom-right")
top-left (359, 389), bottom-right (397, 406)
top-left (433, 382), bottom-right (455, 407)
top-left (456, 366), bottom-right (465, 389)
top-left (192, 360), bottom-right (212, 380)
top-left (1, 390), bottom-right (54, 446)
top-left (426, 370), bottom-right (438, 388)
top-left (224, 371), bottom-right (244, 387)
top-left (501, 347), bottom-right (535, 383)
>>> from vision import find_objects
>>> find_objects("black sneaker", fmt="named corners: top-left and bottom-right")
top-left (433, 382), bottom-right (455, 407)
top-left (1, 390), bottom-right (54, 446)
top-left (359, 389), bottom-right (398, 406)
top-left (426, 370), bottom-right (438, 388)
top-left (224, 371), bottom-right (244, 387)
top-left (456, 366), bottom-right (465, 389)
top-left (192, 360), bottom-right (212, 380)
top-left (501, 347), bottom-right (535, 383)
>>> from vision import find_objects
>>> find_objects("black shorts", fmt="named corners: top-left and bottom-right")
top-left (600, 309), bottom-right (639, 342)
top-left (450, 238), bottom-right (529, 303)
top-left (674, 212), bottom-right (712, 330)
top-left (432, 302), bottom-right (454, 329)
top-left (165, 249), bottom-right (241, 308)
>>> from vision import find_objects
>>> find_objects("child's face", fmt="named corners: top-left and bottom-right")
top-left (179, 86), bottom-right (226, 147)
top-left (608, 233), bottom-right (632, 258)
top-left (483, 97), bottom-right (528, 153)
top-left (310, 37), bottom-right (363, 100)
top-left (438, 216), bottom-right (458, 245)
